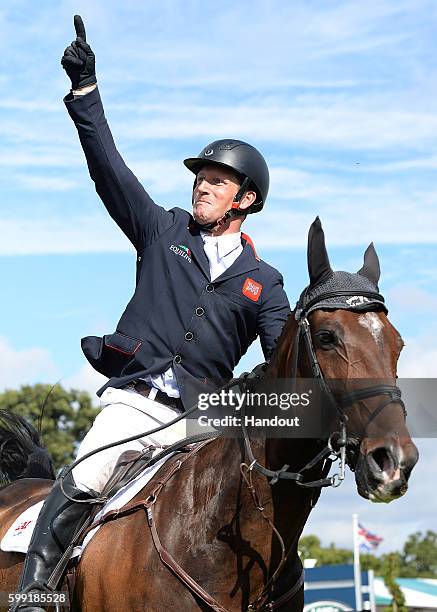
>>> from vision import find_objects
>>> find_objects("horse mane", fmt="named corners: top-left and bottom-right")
top-left (267, 309), bottom-right (300, 378)
top-left (0, 409), bottom-right (55, 485)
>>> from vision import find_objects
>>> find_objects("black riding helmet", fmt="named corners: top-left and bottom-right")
top-left (183, 139), bottom-right (269, 215)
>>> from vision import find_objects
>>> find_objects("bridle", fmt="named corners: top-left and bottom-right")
top-left (241, 288), bottom-right (407, 490)
top-left (235, 287), bottom-right (408, 611)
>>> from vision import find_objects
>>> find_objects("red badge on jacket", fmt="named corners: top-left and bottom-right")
top-left (242, 278), bottom-right (263, 302)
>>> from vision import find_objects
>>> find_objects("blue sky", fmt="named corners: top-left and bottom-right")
top-left (0, 0), bottom-right (436, 556)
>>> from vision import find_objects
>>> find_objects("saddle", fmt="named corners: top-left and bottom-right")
top-left (59, 434), bottom-right (217, 604)
top-left (102, 448), bottom-right (154, 498)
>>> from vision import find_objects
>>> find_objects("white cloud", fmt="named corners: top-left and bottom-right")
top-left (398, 334), bottom-right (437, 377)
top-left (110, 103), bottom-right (437, 151)
top-left (77, 0), bottom-right (432, 94)
top-left (62, 363), bottom-right (107, 402)
top-left (364, 156), bottom-right (437, 172)
top-left (0, 337), bottom-right (58, 391)
top-left (0, 149), bottom-right (83, 169)
top-left (0, 98), bottom-right (60, 112)
top-left (129, 159), bottom-right (191, 195)
top-left (0, 215), bottom-right (130, 255)
top-left (387, 285), bottom-right (437, 313)
top-left (248, 199), bottom-right (437, 249)
top-left (15, 175), bottom-right (78, 192)
top-left (0, 0), bottom-right (436, 255)
top-left (0, 338), bottom-right (105, 402)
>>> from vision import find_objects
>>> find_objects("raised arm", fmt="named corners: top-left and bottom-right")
top-left (61, 16), bottom-right (174, 250)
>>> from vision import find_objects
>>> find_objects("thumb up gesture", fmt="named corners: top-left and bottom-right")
top-left (61, 15), bottom-right (96, 90)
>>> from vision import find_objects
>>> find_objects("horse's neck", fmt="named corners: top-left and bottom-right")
top-left (210, 435), bottom-right (316, 578)
top-left (250, 309), bottom-right (323, 538)
top-left (168, 313), bottom-right (322, 579)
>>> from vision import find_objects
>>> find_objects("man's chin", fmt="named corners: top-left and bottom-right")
top-left (192, 211), bottom-right (212, 226)
top-left (193, 216), bottom-right (208, 227)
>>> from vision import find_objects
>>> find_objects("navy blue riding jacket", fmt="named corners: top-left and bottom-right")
top-left (64, 87), bottom-right (291, 409)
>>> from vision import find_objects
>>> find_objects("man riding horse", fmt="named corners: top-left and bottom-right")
top-left (13, 15), bottom-right (291, 611)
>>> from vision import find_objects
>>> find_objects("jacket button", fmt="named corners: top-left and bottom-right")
top-left (137, 256), bottom-right (142, 262)
top-left (174, 355), bottom-right (182, 364)
top-left (206, 284), bottom-right (214, 292)
top-left (185, 332), bottom-right (194, 341)
top-left (195, 307), bottom-right (204, 317)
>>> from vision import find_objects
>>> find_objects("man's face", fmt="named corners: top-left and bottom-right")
top-left (192, 164), bottom-right (241, 225)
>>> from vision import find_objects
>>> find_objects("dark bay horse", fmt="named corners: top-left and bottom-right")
top-left (0, 218), bottom-right (418, 611)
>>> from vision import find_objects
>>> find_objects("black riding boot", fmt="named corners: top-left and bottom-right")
top-left (12, 470), bottom-right (97, 612)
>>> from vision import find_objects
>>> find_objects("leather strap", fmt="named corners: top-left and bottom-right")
top-left (147, 505), bottom-right (229, 612)
top-left (147, 504), bottom-right (303, 612)
top-left (78, 439), bottom-right (214, 541)
top-left (264, 568), bottom-right (305, 610)
top-left (79, 437), bottom-right (303, 611)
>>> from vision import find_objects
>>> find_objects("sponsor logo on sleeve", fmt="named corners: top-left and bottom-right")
top-left (242, 278), bottom-right (263, 302)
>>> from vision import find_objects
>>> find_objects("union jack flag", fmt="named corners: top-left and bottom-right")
top-left (358, 522), bottom-right (383, 553)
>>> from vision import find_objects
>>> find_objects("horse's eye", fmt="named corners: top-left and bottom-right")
top-left (315, 330), bottom-right (337, 347)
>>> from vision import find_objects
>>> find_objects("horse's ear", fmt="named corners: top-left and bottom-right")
top-left (307, 216), bottom-right (333, 287)
top-left (357, 242), bottom-right (380, 285)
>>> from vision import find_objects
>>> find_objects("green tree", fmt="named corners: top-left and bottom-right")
top-left (298, 534), bottom-right (322, 561)
top-left (383, 553), bottom-right (407, 612)
top-left (360, 552), bottom-right (384, 573)
top-left (0, 384), bottom-right (100, 470)
top-left (299, 535), bottom-right (353, 565)
top-left (299, 529), bottom-right (437, 593)
top-left (401, 530), bottom-right (437, 577)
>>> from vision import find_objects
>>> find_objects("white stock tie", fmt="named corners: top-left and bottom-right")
top-left (203, 237), bottom-right (224, 281)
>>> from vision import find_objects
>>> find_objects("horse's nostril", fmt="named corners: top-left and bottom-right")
top-left (370, 447), bottom-right (394, 473)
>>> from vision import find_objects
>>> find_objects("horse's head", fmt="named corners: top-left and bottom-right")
top-left (273, 217), bottom-right (418, 503)
top-left (308, 307), bottom-right (419, 502)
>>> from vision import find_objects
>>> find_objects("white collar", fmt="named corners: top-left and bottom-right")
top-left (200, 231), bottom-right (242, 258)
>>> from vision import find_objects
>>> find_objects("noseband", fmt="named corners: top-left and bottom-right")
top-left (242, 288), bottom-right (407, 490)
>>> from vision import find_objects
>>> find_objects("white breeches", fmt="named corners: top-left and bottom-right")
top-left (72, 387), bottom-right (186, 493)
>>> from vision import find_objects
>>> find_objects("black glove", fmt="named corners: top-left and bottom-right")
top-left (61, 15), bottom-right (96, 90)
